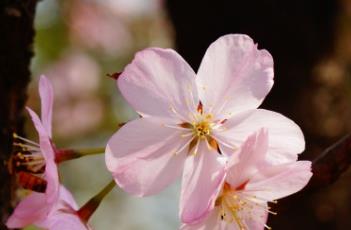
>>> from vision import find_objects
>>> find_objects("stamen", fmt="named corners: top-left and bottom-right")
top-left (212, 136), bottom-right (237, 151)
top-left (216, 185), bottom-right (278, 229)
top-left (169, 106), bottom-right (191, 123)
top-left (197, 101), bottom-right (203, 114)
top-left (174, 137), bottom-right (196, 155)
top-left (187, 87), bottom-right (197, 110)
top-left (206, 136), bottom-right (221, 154)
top-left (180, 132), bottom-right (193, 138)
top-left (13, 133), bottom-right (40, 147)
top-left (163, 123), bottom-right (191, 131)
top-left (190, 138), bottom-right (200, 155)
top-left (13, 143), bottom-right (40, 152)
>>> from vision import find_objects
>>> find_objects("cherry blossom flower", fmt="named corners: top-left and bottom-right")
top-left (42, 186), bottom-right (92, 230)
top-left (180, 129), bottom-right (312, 229)
top-left (6, 75), bottom-right (60, 228)
top-left (106, 34), bottom-right (305, 197)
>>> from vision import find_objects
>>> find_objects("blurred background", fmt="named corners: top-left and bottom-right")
top-left (22, 0), bottom-right (351, 229)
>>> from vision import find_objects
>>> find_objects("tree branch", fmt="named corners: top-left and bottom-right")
top-left (0, 0), bottom-right (37, 226)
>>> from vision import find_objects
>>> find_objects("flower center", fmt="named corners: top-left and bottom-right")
top-left (215, 183), bottom-right (275, 230)
top-left (168, 102), bottom-right (231, 155)
top-left (9, 133), bottom-right (47, 193)
top-left (192, 115), bottom-right (212, 139)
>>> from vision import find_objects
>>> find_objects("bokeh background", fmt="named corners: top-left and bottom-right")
top-left (22, 0), bottom-right (351, 229)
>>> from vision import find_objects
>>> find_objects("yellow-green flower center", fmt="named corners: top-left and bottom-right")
top-left (193, 120), bottom-right (211, 138)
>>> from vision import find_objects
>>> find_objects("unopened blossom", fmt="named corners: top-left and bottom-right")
top-left (106, 34), bottom-right (305, 197)
top-left (6, 75), bottom-right (60, 228)
top-left (180, 129), bottom-right (312, 229)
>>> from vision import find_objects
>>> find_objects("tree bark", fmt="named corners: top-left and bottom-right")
top-left (0, 0), bottom-right (37, 227)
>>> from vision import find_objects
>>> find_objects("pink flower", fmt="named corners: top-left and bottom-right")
top-left (42, 186), bottom-right (91, 230)
top-left (180, 129), bottom-right (312, 229)
top-left (105, 34), bottom-right (304, 197)
top-left (7, 75), bottom-right (60, 228)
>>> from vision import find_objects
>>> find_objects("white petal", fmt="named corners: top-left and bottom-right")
top-left (180, 209), bottom-right (221, 230)
top-left (196, 34), bottom-right (273, 117)
top-left (118, 48), bottom-right (198, 121)
top-left (247, 161), bottom-right (312, 201)
top-left (105, 117), bottom-right (188, 196)
top-left (180, 142), bottom-right (226, 224)
top-left (214, 109), bottom-right (304, 164)
top-left (226, 129), bottom-right (268, 188)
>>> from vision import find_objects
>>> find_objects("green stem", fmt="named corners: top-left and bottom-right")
top-left (77, 179), bottom-right (116, 223)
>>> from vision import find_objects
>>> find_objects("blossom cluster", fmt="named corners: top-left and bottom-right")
top-left (6, 34), bottom-right (312, 230)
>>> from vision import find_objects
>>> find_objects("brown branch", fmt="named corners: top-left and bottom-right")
top-left (0, 0), bottom-right (37, 227)
top-left (309, 133), bottom-right (351, 189)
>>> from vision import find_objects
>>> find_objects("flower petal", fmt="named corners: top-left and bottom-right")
top-left (241, 203), bottom-right (269, 230)
top-left (57, 185), bottom-right (79, 210)
top-left (226, 128), bottom-right (268, 188)
top-left (45, 158), bottom-right (60, 205)
top-left (39, 75), bottom-right (54, 137)
top-left (247, 161), bottom-right (312, 201)
top-left (196, 34), bottom-right (274, 117)
top-left (180, 142), bottom-right (226, 224)
top-left (106, 117), bottom-right (188, 196)
top-left (180, 208), bottom-right (220, 230)
top-left (214, 109), bottom-right (304, 164)
top-left (26, 107), bottom-right (50, 139)
top-left (6, 193), bottom-right (48, 228)
top-left (47, 213), bottom-right (89, 230)
top-left (42, 186), bottom-right (88, 230)
top-left (118, 48), bottom-right (198, 120)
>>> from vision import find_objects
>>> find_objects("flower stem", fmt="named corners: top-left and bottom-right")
top-left (77, 179), bottom-right (116, 223)
top-left (55, 147), bottom-right (105, 163)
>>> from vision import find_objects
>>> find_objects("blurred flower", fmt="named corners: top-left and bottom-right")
top-left (44, 52), bottom-right (100, 99)
top-left (180, 129), bottom-right (312, 229)
top-left (43, 52), bottom-right (104, 137)
top-left (68, 1), bottom-right (132, 57)
top-left (105, 34), bottom-right (305, 197)
top-left (103, 0), bottom-right (161, 18)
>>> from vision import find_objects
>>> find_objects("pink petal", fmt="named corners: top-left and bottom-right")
top-left (214, 109), bottom-right (304, 164)
top-left (58, 185), bottom-right (79, 210)
top-left (180, 142), bottom-right (226, 224)
top-left (247, 161), bottom-right (312, 201)
top-left (44, 158), bottom-right (60, 205)
top-left (180, 208), bottom-right (220, 230)
top-left (106, 117), bottom-right (188, 196)
top-left (26, 107), bottom-right (50, 139)
top-left (42, 186), bottom-right (88, 230)
top-left (226, 128), bottom-right (268, 188)
top-left (196, 34), bottom-right (274, 117)
top-left (39, 75), bottom-right (54, 137)
top-left (241, 203), bottom-right (269, 230)
top-left (26, 106), bottom-right (59, 205)
top-left (6, 193), bottom-right (48, 228)
top-left (118, 48), bottom-right (198, 120)
top-left (47, 213), bottom-right (89, 230)
top-left (26, 107), bottom-right (55, 160)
